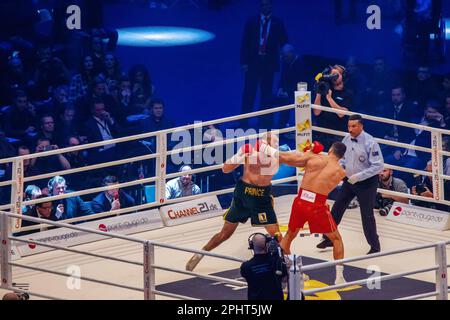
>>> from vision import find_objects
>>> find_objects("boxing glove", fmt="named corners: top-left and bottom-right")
top-left (228, 144), bottom-right (253, 164)
top-left (256, 140), bottom-right (279, 158)
top-left (311, 141), bottom-right (324, 154)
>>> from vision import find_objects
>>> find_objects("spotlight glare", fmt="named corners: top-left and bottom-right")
top-left (117, 26), bottom-right (216, 47)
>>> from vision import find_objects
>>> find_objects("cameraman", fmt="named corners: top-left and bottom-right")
top-left (411, 161), bottom-right (448, 211)
top-left (376, 168), bottom-right (409, 216)
top-left (240, 233), bottom-right (287, 300)
top-left (313, 65), bottom-right (352, 149)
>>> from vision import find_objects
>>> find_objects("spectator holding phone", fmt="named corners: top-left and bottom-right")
top-left (30, 138), bottom-right (71, 176)
top-left (91, 175), bottom-right (135, 214)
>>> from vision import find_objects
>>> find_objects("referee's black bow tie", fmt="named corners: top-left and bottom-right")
top-left (351, 138), bottom-right (358, 143)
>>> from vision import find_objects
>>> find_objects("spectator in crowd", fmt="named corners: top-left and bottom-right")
top-left (33, 43), bottom-right (70, 100)
top-left (386, 100), bottom-right (447, 187)
top-left (22, 184), bottom-right (41, 215)
top-left (344, 56), bottom-right (367, 112)
top-left (18, 145), bottom-right (40, 178)
top-left (140, 98), bottom-right (175, 135)
top-left (20, 195), bottom-right (62, 233)
top-left (2, 90), bottom-right (37, 140)
top-left (408, 66), bottom-right (439, 108)
top-left (101, 52), bottom-right (122, 92)
top-left (0, 53), bottom-right (35, 106)
top-left (129, 64), bottom-right (153, 113)
top-left (55, 104), bottom-right (80, 144)
top-left (63, 135), bottom-right (90, 190)
top-left (30, 138), bottom-right (71, 179)
top-left (81, 99), bottom-right (120, 164)
top-left (276, 43), bottom-right (305, 128)
top-left (313, 64), bottom-right (352, 149)
top-left (365, 57), bottom-right (395, 110)
top-left (69, 55), bottom-right (98, 102)
top-left (47, 175), bottom-right (94, 219)
top-left (240, 233), bottom-right (287, 300)
top-left (40, 85), bottom-right (69, 117)
top-left (109, 75), bottom-right (133, 127)
top-left (165, 165), bottom-right (201, 199)
top-left (76, 75), bottom-right (117, 121)
top-left (240, 0), bottom-right (288, 129)
top-left (376, 168), bottom-right (409, 216)
top-left (443, 94), bottom-right (450, 129)
top-left (376, 86), bottom-right (421, 153)
top-left (36, 114), bottom-right (57, 145)
top-left (91, 175), bottom-right (135, 214)
top-left (90, 35), bottom-right (107, 72)
top-left (411, 161), bottom-right (447, 211)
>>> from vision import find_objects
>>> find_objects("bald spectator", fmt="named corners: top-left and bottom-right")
top-left (165, 165), bottom-right (201, 200)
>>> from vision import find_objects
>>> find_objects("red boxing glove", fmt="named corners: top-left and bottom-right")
top-left (241, 143), bottom-right (253, 155)
top-left (311, 141), bottom-right (324, 154)
top-left (303, 145), bottom-right (311, 153)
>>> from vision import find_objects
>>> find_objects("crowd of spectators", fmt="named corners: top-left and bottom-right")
top-left (1, 0), bottom-right (449, 234)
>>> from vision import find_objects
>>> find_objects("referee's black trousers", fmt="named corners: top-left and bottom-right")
top-left (330, 175), bottom-right (380, 251)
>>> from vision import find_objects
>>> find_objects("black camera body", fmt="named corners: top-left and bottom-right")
top-left (415, 183), bottom-right (427, 195)
top-left (266, 236), bottom-right (287, 277)
top-left (315, 67), bottom-right (339, 96)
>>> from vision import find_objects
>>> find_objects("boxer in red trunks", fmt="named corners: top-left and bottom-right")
top-left (257, 140), bottom-right (347, 284)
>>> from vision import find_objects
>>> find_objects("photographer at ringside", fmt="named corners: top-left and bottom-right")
top-left (376, 168), bottom-right (409, 216)
top-left (313, 65), bottom-right (353, 150)
top-left (240, 233), bottom-right (288, 300)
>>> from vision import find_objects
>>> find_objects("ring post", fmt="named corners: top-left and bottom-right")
top-left (156, 132), bottom-right (168, 206)
top-left (143, 241), bottom-right (155, 300)
top-left (435, 242), bottom-right (448, 300)
top-left (431, 132), bottom-right (443, 201)
top-left (294, 82), bottom-right (312, 191)
top-left (288, 254), bottom-right (304, 300)
top-left (1, 211), bottom-right (12, 288)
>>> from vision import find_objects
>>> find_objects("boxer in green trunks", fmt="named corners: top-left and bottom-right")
top-left (186, 133), bottom-right (282, 271)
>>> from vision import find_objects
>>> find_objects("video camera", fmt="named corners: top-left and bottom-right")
top-left (267, 235), bottom-right (287, 276)
top-left (314, 67), bottom-right (340, 96)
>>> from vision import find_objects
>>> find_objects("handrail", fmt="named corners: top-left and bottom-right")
top-left (9, 236), bottom-right (143, 266)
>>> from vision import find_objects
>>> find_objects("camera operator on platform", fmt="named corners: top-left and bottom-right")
top-left (313, 65), bottom-right (353, 149)
top-left (240, 233), bottom-right (288, 300)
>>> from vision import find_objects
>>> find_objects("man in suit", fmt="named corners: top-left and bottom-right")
top-left (82, 98), bottom-right (120, 164)
top-left (380, 86), bottom-right (421, 150)
top-left (240, 0), bottom-right (288, 129)
top-left (47, 175), bottom-right (94, 220)
top-left (91, 175), bottom-right (136, 214)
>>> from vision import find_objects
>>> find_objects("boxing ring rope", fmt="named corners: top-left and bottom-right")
top-left (1, 94), bottom-right (450, 300)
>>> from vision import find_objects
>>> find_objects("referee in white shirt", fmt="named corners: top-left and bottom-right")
top-left (317, 114), bottom-right (384, 254)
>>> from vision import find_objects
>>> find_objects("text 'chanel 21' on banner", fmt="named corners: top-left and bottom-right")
top-left (159, 196), bottom-right (223, 227)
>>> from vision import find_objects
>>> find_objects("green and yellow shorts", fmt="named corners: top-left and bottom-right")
top-left (223, 179), bottom-right (277, 226)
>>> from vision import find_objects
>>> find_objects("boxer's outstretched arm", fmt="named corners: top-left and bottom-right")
top-left (279, 151), bottom-right (311, 167)
top-left (222, 162), bottom-right (241, 174)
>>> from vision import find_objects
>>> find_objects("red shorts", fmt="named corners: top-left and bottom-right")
top-left (288, 188), bottom-right (337, 234)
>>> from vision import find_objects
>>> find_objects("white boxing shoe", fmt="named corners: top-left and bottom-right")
top-left (185, 253), bottom-right (204, 271)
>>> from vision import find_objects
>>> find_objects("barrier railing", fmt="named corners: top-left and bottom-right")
top-left (0, 210), bottom-right (247, 300)
top-left (288, 240), bottom-right (449, 301)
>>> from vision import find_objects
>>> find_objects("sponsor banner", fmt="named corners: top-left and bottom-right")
top-left (387, 202), bottom-right (450, 231)
top-left (295, 89), bottom-right (311, 185)
top-left (14, 209), bottom-right (163, 257)
top-left (159, 196), bottom-right (223, 227)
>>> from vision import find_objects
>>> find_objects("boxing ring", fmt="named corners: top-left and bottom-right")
top-left (0, 92), bottom-right (450, 300)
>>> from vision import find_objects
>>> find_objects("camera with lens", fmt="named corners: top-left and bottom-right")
top-left (16, 292), bottom-right (30, 300)
top-left (314, 67), bottom-right (340, 96)
top-left (379, 203), bottom-right (393, 216)
top-left (267, 236), bottom-right (287, 276)
top-left (415, 183), bottom-right (427, 195)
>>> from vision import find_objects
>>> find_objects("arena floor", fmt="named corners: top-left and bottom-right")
top-left (2, 195), bottom-right (449, 300)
